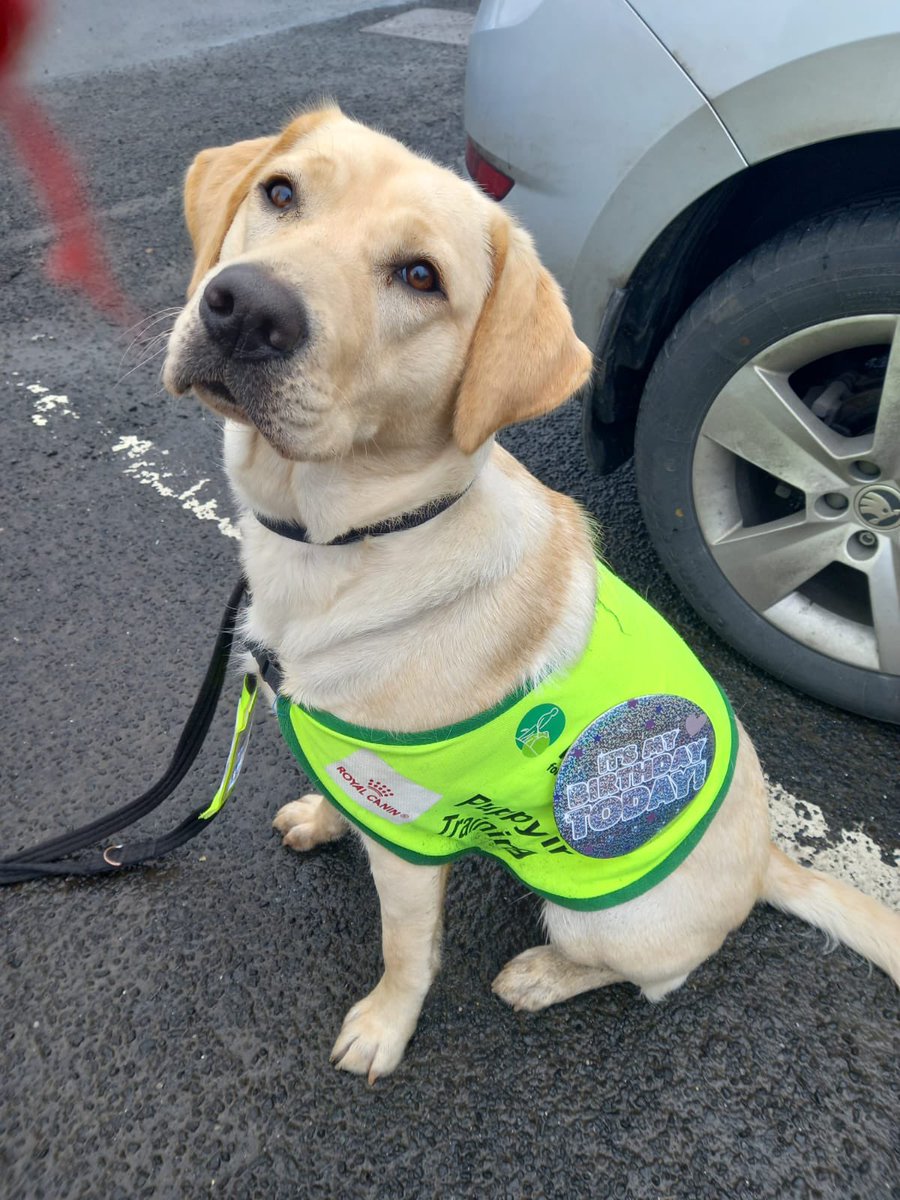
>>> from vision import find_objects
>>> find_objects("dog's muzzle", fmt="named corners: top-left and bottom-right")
top-left (200, 263), bottom-right (309, 363)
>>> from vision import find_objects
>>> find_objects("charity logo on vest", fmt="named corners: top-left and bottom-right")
top-left (515, 703), bottom-right (566, 757)
top-left (552, 694), bottom-right (715, 859)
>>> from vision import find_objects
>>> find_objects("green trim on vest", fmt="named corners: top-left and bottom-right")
top-left (300, 680), bottom-right (532, 747)
top-left (276, 562), bottom-right (737, 910)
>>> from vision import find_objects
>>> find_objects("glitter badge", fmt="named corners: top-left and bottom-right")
top-left (552, 695), bottom-right (715, 859)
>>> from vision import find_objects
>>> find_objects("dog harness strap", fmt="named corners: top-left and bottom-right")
top-left (277, 563), bottom-right (738, 910)
top-left (253, 485), bottom-right (472, 546)
top-left (243, 637), bottom-right (284, 693)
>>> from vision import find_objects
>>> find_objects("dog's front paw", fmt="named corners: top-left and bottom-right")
top-left (330, 984), bottom-right (418, 1084)
top-left (272, 793), bottom-right (348, 851)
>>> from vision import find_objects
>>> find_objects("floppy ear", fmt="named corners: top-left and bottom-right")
top-left (183, 106), bottom-right (341, 296)
top-left (453, 216), bottom-right (593, 453)
top-left (184, 135), bottom-right (275, 296)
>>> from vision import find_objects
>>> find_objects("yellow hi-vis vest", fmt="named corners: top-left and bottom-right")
top-left (276, 563), bottom-right (737, 910)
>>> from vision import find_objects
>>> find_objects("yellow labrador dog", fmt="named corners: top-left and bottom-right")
top-left (164, 106), bottom-right (900, 1082)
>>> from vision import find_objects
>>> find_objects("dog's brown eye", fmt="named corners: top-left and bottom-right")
top-left (399, 261), bottom-right (441, 293)
top-left (264, 177), bottom-right (294, 209)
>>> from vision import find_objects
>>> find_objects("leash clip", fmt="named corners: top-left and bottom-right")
top-left (103, 844), bottom-right (124, 867)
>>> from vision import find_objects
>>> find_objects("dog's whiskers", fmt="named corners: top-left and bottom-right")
top-left (119, 310), bottom-right (180, 367)
top-left (116, 341), bottom-right (170, 386)
top-left (119, 326), bottom-right (175, 370)
top-left (118, 306), bottom-right (181, 342)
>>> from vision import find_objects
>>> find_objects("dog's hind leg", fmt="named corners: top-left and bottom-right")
top-left (273, 793), bottom-right (349, 851)
top-left (496, 741), bottom-right (771, 1015)
top-left (493, 945), bottom-right (624, 1011)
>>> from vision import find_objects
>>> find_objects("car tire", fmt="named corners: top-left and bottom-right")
top-left (634, 202), bottom-right (900, 724)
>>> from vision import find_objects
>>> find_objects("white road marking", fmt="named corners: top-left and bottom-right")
top-left (22, 376), bottom-right (240, 540)
top-left (111, 435), bottom-right (241, 539)
top-left (21, 381), bottom-right (79, 426)
top-left (768, 781), bottom-right (899, 908)
top-left (18, 376), bottom-right (898, 907)
top-left (364, 8), bottom-right (474, 45)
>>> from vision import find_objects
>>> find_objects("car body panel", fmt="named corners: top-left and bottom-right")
top-left (465, 0), bottom-right (900, 717)
top-left (467, 0), bottom-right (900, 349)
top-left (566, 103), bottom-right (745, 353)
top-left (465, 0), bottom-right (747, 343)
top-left (632, 0), bottom-right (900, 161)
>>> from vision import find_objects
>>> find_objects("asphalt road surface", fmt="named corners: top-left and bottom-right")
top-left (1, 3), bottom-right (898, 1198)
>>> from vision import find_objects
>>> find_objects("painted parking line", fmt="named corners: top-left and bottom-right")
top-left (769, 782), bottom-right (898, 907)
top-left (25, 382), bottom-right (79, 427)
top-left (363, 8), bottom-right (474, 45)
top-left (111, 434), bottom-right (240, 539)
top-left (17, 374), bottom-right (239, 539)
top-left (17, 374), bottom-right (900, 906)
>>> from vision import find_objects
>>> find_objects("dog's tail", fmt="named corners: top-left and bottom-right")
top-left (763, 845), bottom-right (900, 987)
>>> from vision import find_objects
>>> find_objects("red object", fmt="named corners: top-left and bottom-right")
top-left (0, 0), bottom-right (31, 67)
top-left (465, 136), bottom-right (515, 202)
top-left (0, 0), bottom-right (137, 324)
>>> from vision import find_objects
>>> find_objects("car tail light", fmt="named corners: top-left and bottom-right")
top-left (465, 137), bottom-right (514, 201)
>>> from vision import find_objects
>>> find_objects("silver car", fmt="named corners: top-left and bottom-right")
top-left (465, 0), bottom-right (900, 723)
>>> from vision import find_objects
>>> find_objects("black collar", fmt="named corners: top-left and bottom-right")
top-left (253, 485), bottom-right (472, 546)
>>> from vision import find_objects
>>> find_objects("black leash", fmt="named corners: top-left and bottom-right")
top-left (2, 487), bottom-right (476, 886)
top-left (0, 577), bottom-right (248, 885)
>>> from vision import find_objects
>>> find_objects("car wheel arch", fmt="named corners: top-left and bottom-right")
top-left (585, 128), bottom-right (900, 475)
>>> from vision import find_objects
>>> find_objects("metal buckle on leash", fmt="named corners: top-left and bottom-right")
top-left (102, 844), bottom-right (124, 867)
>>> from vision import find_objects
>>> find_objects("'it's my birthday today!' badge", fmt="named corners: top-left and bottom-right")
top-left (553, 695), bottom-right (715, 859)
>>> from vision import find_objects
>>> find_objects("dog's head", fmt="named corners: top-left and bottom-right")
top-left (163, 106), bottom-right (592, 461)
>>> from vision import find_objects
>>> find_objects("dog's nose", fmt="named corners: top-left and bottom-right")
top-left (200, 264), bottom-right (308, 361)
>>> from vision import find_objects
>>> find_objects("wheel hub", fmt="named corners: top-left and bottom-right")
top-left (693, 314), bottom-right (900, 676)
top-left (854, 483), bottom-right (900, 530)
